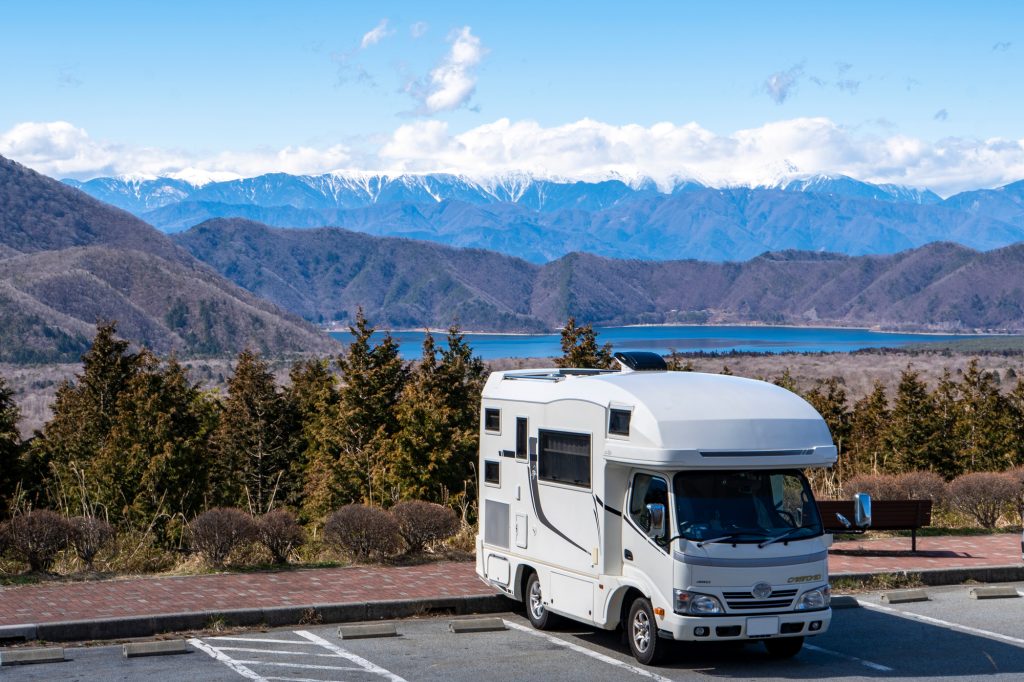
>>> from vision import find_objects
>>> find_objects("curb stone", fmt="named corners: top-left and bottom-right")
top-left (8, 594), bottom-right (513, 643)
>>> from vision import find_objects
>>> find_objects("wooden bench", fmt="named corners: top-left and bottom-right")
top-left (817, 499), bottom-right (933, 552)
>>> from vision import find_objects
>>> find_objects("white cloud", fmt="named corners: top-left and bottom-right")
top-left (410, 26), bottom-right (487, 113)
top-left (6, 118), bottom-right (1024, 196)
top-left (0, 121), bottom-right (351, 181)
top-left (410, 21), bottom-right (429, 38)
top-left (360, 19), bottom-right (392, 49)
top-left (763, 64), bottom-right (804, 104)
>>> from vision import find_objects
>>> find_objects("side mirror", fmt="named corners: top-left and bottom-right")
top-left (854, 493), bottom-right (872, 528)
top-left (646, 503), bottom-right (666, 537)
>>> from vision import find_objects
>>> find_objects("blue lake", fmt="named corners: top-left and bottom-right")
top-left (327, 325), bottom-right (973, 360)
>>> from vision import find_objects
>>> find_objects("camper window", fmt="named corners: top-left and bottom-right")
top-left (515, 417), bottom-right (528, 459)
top-left (608, 408), bottom-right (631, 436)
top-left (629, 473), bottom-right (669, 543)
top-left (484, 408), bottom-right (501, 433)
top-left (484, 460), bottom-right (500, 486)
top-left (537, 430), bottom-right (591, 488)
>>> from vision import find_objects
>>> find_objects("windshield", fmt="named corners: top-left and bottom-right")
top-left (673, 469), bottom-right (822, 543)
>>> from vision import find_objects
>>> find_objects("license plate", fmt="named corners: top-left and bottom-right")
top-left (746, 616), bottom-right (779, 636)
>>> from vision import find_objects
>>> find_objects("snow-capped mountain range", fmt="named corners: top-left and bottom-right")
top-left (63, 170), bottom-right (1024, 262)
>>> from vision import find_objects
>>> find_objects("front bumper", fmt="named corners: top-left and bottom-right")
top-left (658, 608), bottom-right (831, 642)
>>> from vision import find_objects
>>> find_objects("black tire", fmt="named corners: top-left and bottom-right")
top-left (764, 636), bottom-right (804, 659)
top-left (525, 572), bottom-right (555, 629)
top-left (627, 597), bottom-right (667, 665)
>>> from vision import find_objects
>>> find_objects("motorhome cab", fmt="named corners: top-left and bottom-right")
top-left (475, 352), bottom-right (866, 665)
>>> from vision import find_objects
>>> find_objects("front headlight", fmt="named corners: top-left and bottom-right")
top-left (795, 585), bottom-right (831, 610)
top-left (674, 589), bottom-right (725, 615)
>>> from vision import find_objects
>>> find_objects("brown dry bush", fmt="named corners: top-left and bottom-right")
top-left (892, 471), bottom-right (947, 504)
top-left (68, 516), bottom-right (116, 569)
top-left (6, 510), bottom-right (71, 572)
top-left (323, 504), bottom-right (401, 561)
top-left (187, 508), bottom-right (258, 567)
top-left (842, 473), bottom-right (901, 500)
top-left (392, 501), bottom-right (460, 554)
top-left (1004, 467), bottom-right (1024, 524)
top-left (256, 509), bottom-right (305, 564)
top-left (947, 472), bottom-right (1018, 529)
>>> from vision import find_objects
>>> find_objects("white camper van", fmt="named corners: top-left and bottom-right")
top-left (475, 351), bottom-right (869, 664)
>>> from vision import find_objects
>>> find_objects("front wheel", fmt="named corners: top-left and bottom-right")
top-left (764, 636), bottom-right (804, 659)
top-left (525, 572), bottom-right (555, 629)
top-left (627, 597), bottom-right (667, 665)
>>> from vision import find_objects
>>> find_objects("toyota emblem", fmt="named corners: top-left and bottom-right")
top-left (752, 582), bottom-right (773, 599)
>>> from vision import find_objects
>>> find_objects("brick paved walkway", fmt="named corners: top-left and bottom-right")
top-left (829, 532), bottom-right (1020, 574)
top-left (0, 534), bottom-right (1019, 627)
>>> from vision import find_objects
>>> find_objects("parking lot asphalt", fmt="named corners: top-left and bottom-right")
top-left (6, 582), bottom-right (1024, 681)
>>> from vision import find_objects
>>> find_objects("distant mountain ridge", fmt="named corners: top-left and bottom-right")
top-left (0, 155), bottom-right (336, 362)
top-left (175, 218), bottom-right (1024, 334)
top-left (65, 171), bottom-right (1024, 262)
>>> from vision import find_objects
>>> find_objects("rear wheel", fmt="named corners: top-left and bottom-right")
top-left (764, 636), bottom-right (804, 659)
top-left (627, 597), bottom-right (667, 665)
top-left (525, 572), bottom-right (554, 629)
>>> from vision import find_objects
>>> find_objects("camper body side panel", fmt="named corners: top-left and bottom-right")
top-left (477, 396), bottom-right (616, 626)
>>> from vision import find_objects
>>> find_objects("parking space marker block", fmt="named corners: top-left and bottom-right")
top-left (880, 589), bottom-right (929, 604)
top-left (338, 622), bottom-right (399, 639)
top-left (123, 640), bottom-right (190, 658)
top-left (0, 647), bottom-right (66, 666)
top-left (449, 617), bottom-right (507, 633)
top-left (969, 586), bottom-right (1020, 600)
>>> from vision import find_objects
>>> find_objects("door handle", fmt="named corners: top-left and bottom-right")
top-left (624, 549), bottom-right (633, 561)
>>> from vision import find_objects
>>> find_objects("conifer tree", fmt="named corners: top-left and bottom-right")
top-left (210, 350), bottom-right (298, 514)
top-left (556, 317), bottom-right (614, 369)
top-left (0, 374), bottom-right (21, 517)
top-left (392, 327), bottom-right (486, 502)
top-left (954, 359), bottom-right (1013, 472)
top-left (24, 322), bottom-right (139, 509)
top-left (306, 310), bottom-right (408, 514)
top-left (803, 377), bottom-right (852, 480)
top-left (772, 368), bottom-right (798, 393)
top-left (886, 366), bottom-right (939, 473)
top-left (287, 358), bottom-right (338, 515)
top-left (91, 353), bottom-right (217, 538)
top-left (1007, 377), bottom-right (1024, 465)
top-left (849, 381), bottom-right (890, 474)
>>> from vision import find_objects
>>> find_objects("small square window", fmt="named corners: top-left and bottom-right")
top-left (484, 408), bottom-right (500, 432)
top-left (484, 460), bottom-right (500, 485)
top-left (609, 408), bottom-right (631, 436)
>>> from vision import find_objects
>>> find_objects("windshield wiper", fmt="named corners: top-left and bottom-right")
top-left (696, 532), bottom-right (750, 548)
top-left (758, 527), bottom-right (806, 548)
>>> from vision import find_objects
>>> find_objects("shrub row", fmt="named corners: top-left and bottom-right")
top-left (0, 501), bottom-right (461, 573)
top-left (841, 468), bottom-right (1024, 529)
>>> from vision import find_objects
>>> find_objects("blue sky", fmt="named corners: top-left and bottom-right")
top-left (1, 1), bottom-right (1022, 194)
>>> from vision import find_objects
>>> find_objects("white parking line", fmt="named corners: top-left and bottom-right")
top-left (294, 630), bottom-right (409, 682)
top-left (804, 643), bottom-right (894, 672)
top-left (503, 619), bottom-right (674, 682)
top-left (213, 646), bottom-right (345, 658)
top-left (188, 638), bottom-right (267, 681)
top-left (233, 660), bottom-right (363, 671)
top-left (206, 636), bottom-right (316, 645)
top-left (858, 599), bottom-right (1024, 647)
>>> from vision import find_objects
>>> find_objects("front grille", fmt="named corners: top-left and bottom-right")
top-left (722, 588), bottom-right (797, 611)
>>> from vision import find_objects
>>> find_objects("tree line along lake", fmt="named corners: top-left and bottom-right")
top-left (326, 325), bottom-right (980, 361)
